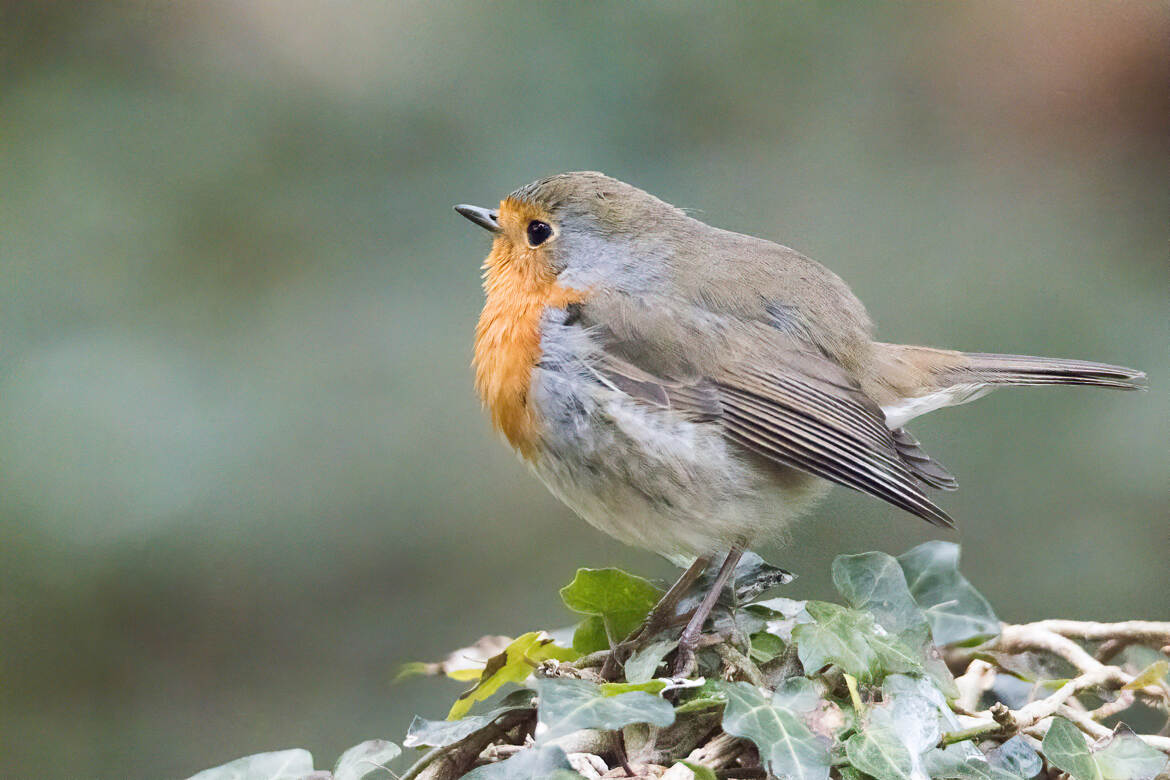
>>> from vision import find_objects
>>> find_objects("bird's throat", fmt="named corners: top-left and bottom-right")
top-left (473, 240), bottom-right (584, 459)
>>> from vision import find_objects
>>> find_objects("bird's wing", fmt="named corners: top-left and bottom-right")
top-left (593, 338), bottom-right (955, 528)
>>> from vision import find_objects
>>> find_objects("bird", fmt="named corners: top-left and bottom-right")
top-left (454, 171), bottom-right (1146, 676)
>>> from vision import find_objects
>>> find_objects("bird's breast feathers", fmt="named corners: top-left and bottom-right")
top-left (472, 236), bottom-right (585, 458)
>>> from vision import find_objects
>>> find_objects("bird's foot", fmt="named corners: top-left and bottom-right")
top-left (600, 612), bottom-right (672, 681)
top-left (599, 639), bottom-right (636, 681)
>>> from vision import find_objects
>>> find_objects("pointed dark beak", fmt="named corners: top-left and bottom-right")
top-left (454, 204), bottom-right (500, 233)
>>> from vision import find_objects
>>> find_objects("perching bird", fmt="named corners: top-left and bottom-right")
top-left (454, 172), bottom-right (1145, 675)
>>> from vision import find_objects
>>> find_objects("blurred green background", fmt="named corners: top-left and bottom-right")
top-left (2, 2), bottom-right (1166, 777)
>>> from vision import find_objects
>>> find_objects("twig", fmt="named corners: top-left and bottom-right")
top-left (687, 732), bottom-right (749, 770)
top-left (1094, 638), bottom-right (1127, 664)
top-left (402, 710), bottom-right (532, 780)
top-left (941, 671), bottom-right (1111, 746)
top-left (939, 703), bottom-right (1016, 746)
top-left (1022, 620), bottom-right (1170, 645)
top-left (954, 659), bottom-right (996, 713)
top-left (1087, 690), bottom-right (1135, 722)
top-left (573, 650), bottom-right (612, 669)
top-left (716, 643), bottom-right (766, 688)
top-left (1043, 706), bottom-right (1170, 754)
top-left (992, 624), bottom-right (1119, 678)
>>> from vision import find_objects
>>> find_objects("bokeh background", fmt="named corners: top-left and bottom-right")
top-left (2, 2), bottom-right (1167, 777)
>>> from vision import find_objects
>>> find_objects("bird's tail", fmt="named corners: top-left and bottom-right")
top-left (952, 352), bottom-right (1148, 391)
top-left (873, 344), bottom-right (1146, 428)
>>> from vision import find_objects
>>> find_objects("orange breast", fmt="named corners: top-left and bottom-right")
top-left (473, 236), bottom-right (585, 459)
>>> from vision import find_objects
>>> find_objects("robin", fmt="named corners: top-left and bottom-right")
top-left (454, 171), bottom-right (1145, 676)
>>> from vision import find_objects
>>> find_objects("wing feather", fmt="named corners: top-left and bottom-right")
top-left (593, 347), bottom-right (955, 528)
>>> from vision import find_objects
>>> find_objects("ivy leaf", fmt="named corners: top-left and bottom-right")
top-left (726, 550), bottom-right (797, 602)
top-left (560, 569), bottom-right (663, 646)
top-left (986, 735), bottom-right (1042, 779)
top-left (868, 626), bottom-right (927, 678)
top-left (1042, 717), bottom-right (1102, 780)
top-left (794, 602), bottom-right (924, 682)
top-left (187, 749), bottom-right (315, 780)
top-left (598, 679), bottom-right (668, 696)
top-left (793, 602), bottom-right (880, 680)
top-left (674, 679), bottom-right (727, 714)
top-left (461, 744), bottom-right (579, 779)
top-left (675, 760), bottom-right (718, 780)
top-left (845, 725), bottom-right (917, 780)
top-left (1122, 660), bottom-right (1169, 691)
top-left (405, 691), bottom-right (534, 748)
top-left (897, 542), bottom-right (999, 645)
top-left (772, 676), bottom-right (823, 713)
top-left (332, 740), bottom-right (401, 780)
top-left (879, 682), bottom-right (941, 759)
top-left (395, 635), bottom-right (513, 682)
top-left (1093, 726), bottom-right (1168, 780)
top-left (570, 616), bottom-right (610, 654)
top-left (718, 681), bottom-right (831, 780)
top-left (750, 597), bottom-right (813, 642)
top-left (448, 632), bottom-right (575, 719)
top-left (534, 677), bottom-right (675, 742)
top-left (924, 747), bottom-right (1024, 780)
top-left (750, 631), bottom-right (787, 663)
top-left (832, 552), bottom-right (929, 636)
top-left (624, 638), bottom-right (676, 682)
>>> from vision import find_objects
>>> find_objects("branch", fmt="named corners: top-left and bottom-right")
top-left (1021, 620), bottom-right (1170, 645)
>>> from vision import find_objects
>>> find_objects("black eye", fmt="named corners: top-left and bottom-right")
top-left (526, 220), bottom-right (553, 246)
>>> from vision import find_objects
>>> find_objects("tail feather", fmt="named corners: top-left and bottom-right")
top-left (873, 344), bottom-right (1146, 428)
top-left (954, 352), bottom-right (1147, 391)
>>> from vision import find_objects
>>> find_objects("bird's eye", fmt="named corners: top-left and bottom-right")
top-left (526, 220), bottom-right (553, 247)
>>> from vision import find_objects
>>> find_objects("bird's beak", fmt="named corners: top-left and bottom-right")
top-left (454, 204), bottom-right (501, 233)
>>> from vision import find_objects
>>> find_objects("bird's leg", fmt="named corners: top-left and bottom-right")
top-left (600, 553), bottom-right (713, 680)
top-left (671, 544), bottom-right (745, 678)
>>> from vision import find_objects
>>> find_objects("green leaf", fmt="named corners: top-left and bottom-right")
top-left (924, 746), bottom-right (1024, 780)
top-left (1122, 660), bottom-right (1169, 691)
top-left (674, 679), bottom-right (727, 714)
top-left (750, 597), bottom-right (813, 643)
top-left (879, 683), bottom-right (941, 757)
top-left (333, 740), bottom-right (401, 780)
top-left (794, 601), bottom-right (925, 682)
top-left (676, 760), bottom-right (719, 780)
top-left (1043, 716), bottom-right (1102, 780)
top-left (448, 632), bottom-right (575, 719)
top-left (571, 616), bottom-right (610, 654)
top-left (869, 675), bottom-right (1009, 779)
top-left (598, 679), bottom-right (668, 696)
top-left (187, 749), bottom-right (315, 780)
top-left (1093, 726), bottom-right (1168, 780)
top-left (986, 735), bottom-right (1042, 779)
top-left (832, 552), bottom-right (929, 636)
top-left (867, 627), bottom-right (926, 677)
top-left (560, 568), bottom-right (663, 644)
top-left (897, 542), bottom-right (999, 646)
top-left (625, 638), bottom-right (676, 683)
top-left (718, 680), bottom-right (831, 780)
top-left (405, 691), bottom-right (534, 748)
top-left (845, 726), bottom-right (916, 780)
top-left (461, 744), bottom-right (579, 779)
top-left (727, 550), bottom-right (797, 602)
top-left (534, 677), bottom-right (674, 742)
top-left (793, 602), bottom-right (881, 680)
top-left (750, 631), bottom-right (787, 662)
top-left (772, 676), bottom-right (824, 713)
